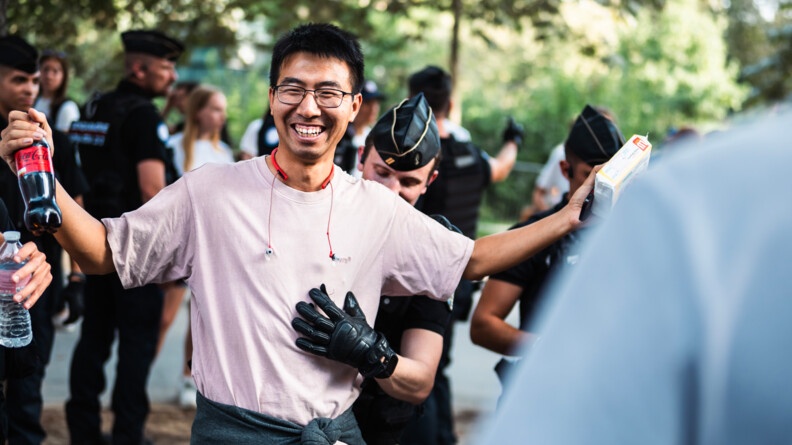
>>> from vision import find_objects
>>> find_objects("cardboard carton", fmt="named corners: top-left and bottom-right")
top-left (591, 134), bottom-right (652, 217)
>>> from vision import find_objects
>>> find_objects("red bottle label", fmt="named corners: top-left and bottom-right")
top-left (15, 145), bottom-right (53, 177)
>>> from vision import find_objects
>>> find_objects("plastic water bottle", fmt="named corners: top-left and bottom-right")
top-left (0, 231), bottom-right (33, 347)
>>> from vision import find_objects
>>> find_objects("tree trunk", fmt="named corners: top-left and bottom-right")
top-left (449, 0), bottom-right (463, 123)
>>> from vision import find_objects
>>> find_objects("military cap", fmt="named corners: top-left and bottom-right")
top-left (370, 93), bottom-right (440, 171)
top-left (121, 30), bottom-right (184, 61)
top-left (565, 104), bottom-right (625, 165)
top-left (0, 36), bottom-right (39, 74)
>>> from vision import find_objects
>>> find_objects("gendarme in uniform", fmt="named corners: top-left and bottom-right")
top-left (65, 29), bottom-right (184, 445)
top-left (0, 35), bottom-right (89, 445)
top-left (489, 105), bottom-right (624, 383)
top-left (350, 94), bottom-right (454, 444)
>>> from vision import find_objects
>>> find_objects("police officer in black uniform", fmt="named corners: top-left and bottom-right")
top-left (400, 65), bottom-right (524, 445)
top-left (470, 105), bottom-right (624, 389)
top-left (66, 29), bottom-right (183, 445)
top-left (291, 94), bottom-right (458, 445)
top-left (355, 95), bottom-right (452, 444)
top-left (0, 35), bottom-right (89, 445)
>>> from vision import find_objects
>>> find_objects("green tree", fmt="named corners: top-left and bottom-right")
top-left (463, 0), bottom-right (747, 219)
top-left (739, 0), bottom-right (792, 105)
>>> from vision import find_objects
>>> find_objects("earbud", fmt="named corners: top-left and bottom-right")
top-left (567, 165), bottom-right (574, 178)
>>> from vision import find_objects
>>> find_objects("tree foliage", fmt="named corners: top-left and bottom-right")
top-left (0, 0), bottom-right (755, 221)
top-left (737, 0), bottom-right (792, 105)
top-left (467, 0), bottom-right (747, 218)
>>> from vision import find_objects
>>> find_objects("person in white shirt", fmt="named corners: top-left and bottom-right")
top-left (0, 23), bottom-right (594, 443)
top-left (33, 49), bottom-right (80, 133)
top-left (239, 107), bottom-right (278, 160)
top-left (169, 85), bottom-right (234, 175)
top-left (163, 84), bottom-right (234, 407)
top-left (531, 143), bottom-right (568, 212)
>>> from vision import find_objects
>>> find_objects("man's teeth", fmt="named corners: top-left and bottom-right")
top-left (296, 126), bottom-right (322, 136)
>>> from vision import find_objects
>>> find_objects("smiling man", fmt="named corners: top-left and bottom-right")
top-left (292, 94), bottom-right (450, 445)
top-left (0, 23), bottom-right (596, 443)
top-left (63, 29), bottom-right (183, 445)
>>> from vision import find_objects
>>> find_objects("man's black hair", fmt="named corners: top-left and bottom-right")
top-left (408, 65), bottom-right (452, 115)
top-left (269, 23), bottom-right (365, 94)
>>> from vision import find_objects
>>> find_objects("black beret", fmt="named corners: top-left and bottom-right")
top-left (370, 93), bottom-right (440, 171)
top-left (0, 36), bottom-right (38, 74)
top-left (565, 105), bottom-right (625, 165)
top-left (121, 30), bottom-right (184, 61)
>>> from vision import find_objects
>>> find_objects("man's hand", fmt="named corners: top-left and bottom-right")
top-left (565, 165), bottom-right (602, 228)
top-left (292, 284), bottom-right (398, 379)
top-left (0, 109), bottom-right (53, 172)
top-left (502, 116), bottom-right (525, 148)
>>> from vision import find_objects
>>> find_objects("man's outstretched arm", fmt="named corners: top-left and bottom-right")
top-left (463, 166), bottom-right (597, 281)
top-left (0, 109), bottom-right (115, 275)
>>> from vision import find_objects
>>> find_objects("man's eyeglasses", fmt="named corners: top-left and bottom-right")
top-left (274, 85), bottom-right (352, 109)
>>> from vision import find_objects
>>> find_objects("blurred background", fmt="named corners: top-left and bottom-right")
top-left (2, 0), bottom-right (790, 225)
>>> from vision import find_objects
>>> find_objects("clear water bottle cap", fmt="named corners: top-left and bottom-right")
top-left (2, 231), bottom-right (20, 242)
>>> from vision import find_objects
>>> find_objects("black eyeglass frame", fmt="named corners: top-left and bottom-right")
top-left (273, 85), bottom-right (354, 109)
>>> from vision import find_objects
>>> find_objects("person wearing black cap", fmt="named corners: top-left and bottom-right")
top-left (470, 104), bottom-right (625, 393)
top-left (0, 35), bottom-right (89, 445)
top-left (64, 29), bottom-right (183, 445)
top-left (1, 23), bottom-right (598, 443)
top-left (292, 93), bottom-right (451, 444)
top-left (401, 64), bottom-right (525, 445)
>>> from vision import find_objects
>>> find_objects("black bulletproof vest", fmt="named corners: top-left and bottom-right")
top-left (416, 136), bottom-right (488, 239)
top-left (70, 90), bottom-right (151, 219)
top-left (333, 128), bottom-right (358, 175)
top-left (256, 114), bottom-right (279, 157)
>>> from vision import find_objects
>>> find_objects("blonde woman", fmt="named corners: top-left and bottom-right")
top-left (169, 85), bottom-right (233, 174)
top-left (161, 85), bottom-right (233, 407)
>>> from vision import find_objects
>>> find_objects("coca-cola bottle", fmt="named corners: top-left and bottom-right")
top-left (14, 138), bottom-right (62, 235)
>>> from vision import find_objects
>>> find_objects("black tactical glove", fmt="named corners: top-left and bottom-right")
top-left (62, 273), bottom-right (86, 325)
top-left (502, 116), bottom-right (525, 148)
top-left (292, 284), bottom-right (399, 379)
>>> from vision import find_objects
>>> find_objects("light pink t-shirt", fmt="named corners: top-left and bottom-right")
top-left (104, 156), bottom-right (473, 425)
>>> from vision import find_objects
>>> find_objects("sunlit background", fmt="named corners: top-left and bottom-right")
top-left (4, 0), bottom-right (791, 223)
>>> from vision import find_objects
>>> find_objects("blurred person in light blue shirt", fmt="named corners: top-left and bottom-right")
top-left (474, 109), bottom-right (792, 445)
